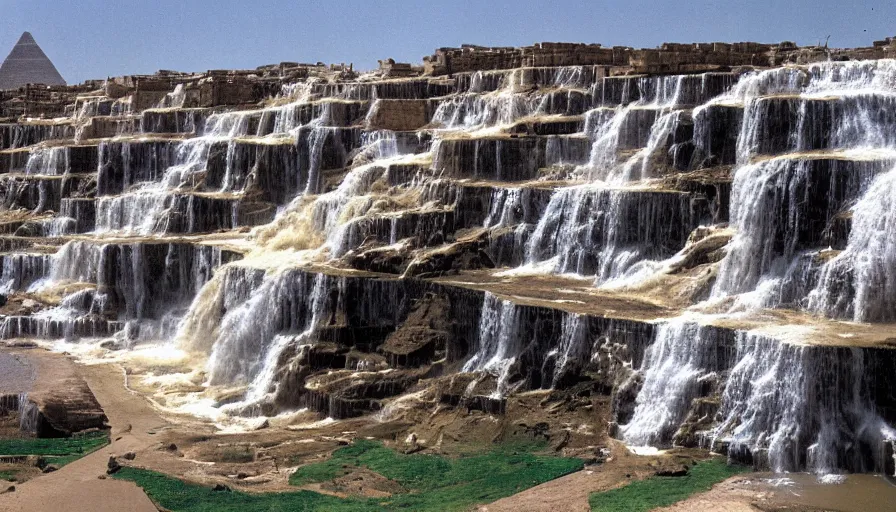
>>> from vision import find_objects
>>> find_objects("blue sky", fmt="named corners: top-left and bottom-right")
top-left (1, 0), bottom-right (893, 84)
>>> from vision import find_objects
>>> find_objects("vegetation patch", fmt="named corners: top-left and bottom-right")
top-left (0, 430), bottom-right (109, 467)
top-left (115, 439), bottom-right (584, 511)
top-left (215, 445), bottom-right (256, 463)
top-left (589, 458), bottom-right (747, 512)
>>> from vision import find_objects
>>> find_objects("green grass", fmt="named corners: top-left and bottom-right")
top-left (0, 431), bottom-right (109, 457)
top-left (114, 439), bottom-right (584, 512)
top-left (0, 469), bottom-right (18, 481)
top-left (0, 431), bottom-right (110, 467)
top-left (589, 458), bottom-right (748, 512)
top-left (114, 469), bottom-right (360, 512)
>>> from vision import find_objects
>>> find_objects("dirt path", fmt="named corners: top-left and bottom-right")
top-left (479, 466), bottom-right (645, 512)
top-left (0, 359), bottom-right (164, 512)
top-left (481, 443), bottom-right (659, 512)
top-left (652, 476), bottom-right (761, 512)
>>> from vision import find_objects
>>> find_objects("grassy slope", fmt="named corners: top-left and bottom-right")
top-left (115, 439), bottom-right (584, 512)
top-left (589, 458), bottom-right (747, 512)
top-left (0, 431), bottom-right (109, 467)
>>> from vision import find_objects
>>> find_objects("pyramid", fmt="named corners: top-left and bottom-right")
top-left (0, 32), bottom-right (66, 90)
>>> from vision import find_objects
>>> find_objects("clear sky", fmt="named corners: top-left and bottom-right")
top-left (1, 0), bottom-right (893, 84)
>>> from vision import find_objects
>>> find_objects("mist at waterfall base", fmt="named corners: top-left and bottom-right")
top-left (5, 61), bottom-right (896, 479)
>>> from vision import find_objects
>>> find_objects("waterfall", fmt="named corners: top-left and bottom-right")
top-left (621, 321), bottom-right (720, 447)
top-left (92, 87), bottom-right (339, 235)
top-left (620, 324), bottom-right (896, 474)
top-left (807, 164), bottom-right (896, 321)
top-left (96, 191), bottom-right (173, 234)
top-left (523, 185), bottom-right (609, 276)
top-left (0, 253), bottom-right (52, 293)
top-left (47, 241), bottom-right (103, 284)
top-left (462, 293), bottom-right (521, 397)
top-left (549, 313), bottom-right (589, 387)
top-left (520, 184), bottom-right (696, 283)
top-left (725, 60), bottom-right (896, 103)
top-left (432, 92), bottom-right (535, 130)
top-left (705, 59), bottom-right (896, 315)
top-left (317, 164), bottom-right (389, 257)
top-left (577, 107), bottom-right (629, 180)
top-left (205, 269), bottom-right (326, 387)
top-left (5, 46), bottom-right (896, 475)
top-left (303, 124), bottom-right (336, 195)
top-left (615, 110), bottom-right (681, 182)
top-left (10, 241), bottom-right (224, 340)
top-left (575, 74), bottom-right (708, 183)
top-left (483, 187), bottom-right (523, 229)
top-left (17, 393), bottom-right (40, 434)
top-left (496, 75), bottom-right (715, 284)
top-left (709, 332), bottom-right (895, 474)
top-left (431, 68), bottom-right (519, 130)
top-left (711, 158), bottom-right (810, 301)
top-left (252, 133), bottom-right (417, 256)
top-left (220, 272), bottom-right (328, 411)
top-left (157, 83), bottom-right (187, 109)
top-left (432, 66), bottom-right (599, 132)
top-left (359, 130), bottom-right (402, 161)
top-left (25, 147), bottom-right (69, 175)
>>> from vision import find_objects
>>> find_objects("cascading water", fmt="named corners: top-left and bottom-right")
top-left (432, 66), bottom-right (595, 132)
top-left (621, 321), bottom-right (721, 447)
top-left (807, 164), bottom-right (896, 322)
top-left (157, 83), bottom-right (187, 109)
top-left (605, 61), bottom-right (896, 474)
top-left (576, 74), bottom-right (707, 183)
top-left (710, 158), bottom-right (818, 306)
top-left (486, 74), bottom-right (720, 283)
top-left (4, 45), bottom-right (896, 478)
top-left (462, 292), bottom-right (521, 397)
top-left (548, 313), bottom-right (589, 388)
top-left (92, 82), bottom-right (334, 236)
top-left (709, 332), bottom-right (896, 474)
top-left (519, 184), bottom-right (699, 283)
top-left (709, 60), bottom-right (896, 314)
top-left (203, 270), bottom-right (330, 413)
top-left (0, 253), bottom-right (52, 293)
top-left (24, 147), bottom-right (69, 175)
top-left (17, 393), bottom-right (40, 434)
top-left (619, 322), bottom-right (896, 474)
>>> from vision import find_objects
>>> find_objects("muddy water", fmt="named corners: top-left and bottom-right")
top-left (761, 473), bottom-right (896, 512)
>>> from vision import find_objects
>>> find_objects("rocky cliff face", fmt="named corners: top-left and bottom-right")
top-left (2, 40), bottom-right (896, 477)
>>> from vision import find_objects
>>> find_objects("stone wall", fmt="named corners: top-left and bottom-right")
top-left (422, 39), bottom-right (896, 76)
top-left (366, 99), bottom-right (429, 131)
top-left (2, 36), bottom-right (896, 119)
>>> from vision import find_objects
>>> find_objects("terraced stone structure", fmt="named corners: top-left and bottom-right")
top-left (2, 38), bottom-right (896, 478)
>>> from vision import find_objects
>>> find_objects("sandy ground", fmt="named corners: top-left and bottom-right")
top-left (482, 441), bottom-right (668, 512)
top-left (481, 464), bottom-right (653, 512)
top-left (652, 476), bottom-right (764, 512)
top-left (0, 357), bottom-right (160, 512)
top-left (0, 351), bottom-right (36, 394)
